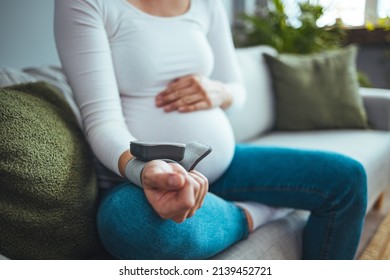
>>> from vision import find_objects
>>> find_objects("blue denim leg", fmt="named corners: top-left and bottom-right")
top-left (210, 145), bottom-right (368, 259)
top-left (97, 145), bottom-right (367, 260)
top-left (97, 183), bottom-right (248, 260)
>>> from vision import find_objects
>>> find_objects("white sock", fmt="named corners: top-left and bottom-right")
top-left (235, 201), bottom-right (293, 231)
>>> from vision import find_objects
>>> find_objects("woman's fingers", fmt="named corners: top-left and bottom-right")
top-left (142, 160), bottom-right (185, 191)
top-left (158, 182), bottom-right (196, 221)
top-left (178, 100), bottom-right (211, 113)
top-left (169, 164), bottom-right (208, 220)
top-left (156, 76), bottom-right (196, 101)
top-left (156, 75), bottom-right (214, 112)
top-left (189, 170), bottom-right (209, 209)
top-left (162, 92), bottom-right (207, 112)
top-left (165, 75), bottom-right (199, 93)
top-left (155, 74), bottom-right (230, 113)
top-left (183, 170), bottom-right (209, 219)
top-left (156, 86), bottom-right (196, 106)
top-left (142, 161), bottom-right (208, 223)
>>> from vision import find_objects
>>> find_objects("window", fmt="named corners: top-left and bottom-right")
top-left (378, 0), bottom-right (390, 18)
top-left (228, 0), bottom-right (390, 28)
top-left (279, 0), bottom-right (389, 27)
top-left (316, 0), bottom-right (366, 26)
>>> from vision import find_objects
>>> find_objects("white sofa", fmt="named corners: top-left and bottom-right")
top-left (210, 46), bottom-right (390, 259)
top-left (1, 45), bottom-right (390, 260)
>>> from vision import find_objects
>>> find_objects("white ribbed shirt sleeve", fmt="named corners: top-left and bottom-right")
top-left (207, 0), bottom-right (247, 114)
top-left (54, 0), bottom-right (134, 176)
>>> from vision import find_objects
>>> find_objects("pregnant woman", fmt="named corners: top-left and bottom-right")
top-left (55, 0), bottom-right (367, 259)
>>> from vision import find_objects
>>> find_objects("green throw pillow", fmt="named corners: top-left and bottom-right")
top-left (263, 46), bottom-right (369, 130)
top-left (0, 82), bottom-right (104, 259)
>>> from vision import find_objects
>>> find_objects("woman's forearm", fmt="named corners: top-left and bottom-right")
top-left (222, 82), bottom-right (246, 114)
top-left (219, 83), bottom-right (233, 110)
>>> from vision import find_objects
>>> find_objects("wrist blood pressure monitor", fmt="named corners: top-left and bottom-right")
top-left (124, 141), bottom-right (212, 187)
top-left (130, 141), bottom-right (186, 162)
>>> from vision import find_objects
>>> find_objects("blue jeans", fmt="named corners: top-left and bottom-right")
top-left (97, 145), bottom-right (367, 260)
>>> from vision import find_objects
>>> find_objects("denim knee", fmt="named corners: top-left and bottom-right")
top-left (318, 154), bottom-right (367, 217)
top-left (97, 184), bottom-right (181, 259)
top-left (343, 157), bottom-right (367, 216)
top-left (97, 184), bottom-right (247, 259)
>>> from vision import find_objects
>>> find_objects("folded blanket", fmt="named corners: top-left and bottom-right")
top-left (0, 82), bottom-right (104, 259)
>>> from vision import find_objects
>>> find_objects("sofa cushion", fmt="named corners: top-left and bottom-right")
top-left (229, 46), bottom-right (277, 142)
top-left (211, 210), bottom-right (308, 259)
top-left (263, 46), bottom-right (369, 130)
top-left (0, 66), bottom-right (82, 127)
top-left (0, 82), bottom-right (103, 259)
top-left (360, 87), bottom-right (390, 131)
top-left (252, 130), bottom-right (390, 211)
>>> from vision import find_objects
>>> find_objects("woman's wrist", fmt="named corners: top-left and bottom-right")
top-left (220, 90), bottom-right (233, 109)
top-left (219, 84), bottom-right (233, 110)
top-left (118, 150), bottom-right (134, 177)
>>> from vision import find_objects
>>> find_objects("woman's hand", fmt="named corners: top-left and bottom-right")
top-left (141, 160), bottom-right (209, 223)
top-left (155, 75), bottom-right (232, 113)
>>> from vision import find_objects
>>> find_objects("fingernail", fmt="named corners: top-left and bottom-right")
top-left (168, 175), bottom-right (179, 187)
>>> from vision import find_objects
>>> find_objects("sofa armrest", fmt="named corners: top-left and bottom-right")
top-left (360, 87), bottom-right (390, 131)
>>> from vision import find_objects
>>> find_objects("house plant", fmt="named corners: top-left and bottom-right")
top-left (233, 0), bottom-right (372, 87)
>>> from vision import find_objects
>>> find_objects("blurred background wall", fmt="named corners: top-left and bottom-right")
top-left (0, 0), bottom-right (60, 68)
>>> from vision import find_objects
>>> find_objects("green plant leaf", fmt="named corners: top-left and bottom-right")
top-left (232, 0), bottom-right (370, 86)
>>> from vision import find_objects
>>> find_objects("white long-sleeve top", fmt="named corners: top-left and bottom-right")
top-left (54, 0), bottom-right (246, 183)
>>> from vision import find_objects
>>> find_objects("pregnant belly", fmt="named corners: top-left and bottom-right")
top-left (122, 97), bottom-right (235, 183)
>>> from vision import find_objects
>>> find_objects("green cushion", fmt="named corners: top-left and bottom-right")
top-left (263, 46), bottom-right (369, 130)
top-left (0, 82), bottom-right (103, 259)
